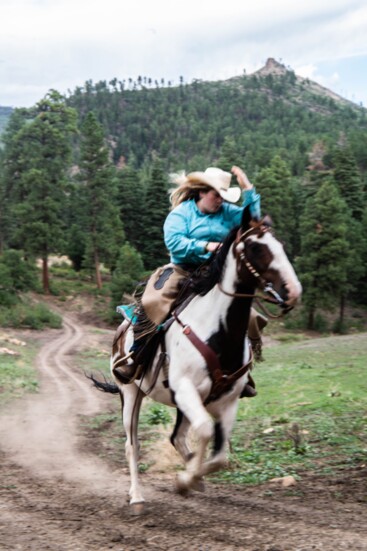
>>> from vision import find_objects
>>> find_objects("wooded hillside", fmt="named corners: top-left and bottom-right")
top-left (0, 59), bottom-right (366, 330)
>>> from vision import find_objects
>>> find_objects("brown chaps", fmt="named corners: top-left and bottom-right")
top-left (141, 263), bottom-right (267, 342)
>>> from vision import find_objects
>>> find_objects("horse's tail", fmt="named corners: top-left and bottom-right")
top-left (85, 373), bottom-right (120, 395)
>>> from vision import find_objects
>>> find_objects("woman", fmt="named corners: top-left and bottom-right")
top-left (119, 166), bottom-right (267, 392)
top-left (164, 165), bottom-right (260, 265)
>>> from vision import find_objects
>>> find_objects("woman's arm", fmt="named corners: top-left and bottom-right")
top-left (232, 165), bottom-right (261, 219)
top-left (163, 208), bottom-right (210, 263)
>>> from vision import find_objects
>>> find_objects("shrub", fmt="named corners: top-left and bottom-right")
top-left (0, 302), bottom-right (62, 329)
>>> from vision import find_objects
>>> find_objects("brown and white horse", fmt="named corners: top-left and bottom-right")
top-left (93, 207), bottom-right (302, 511)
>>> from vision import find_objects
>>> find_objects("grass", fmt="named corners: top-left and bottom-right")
top-left (0, 334), bottom-right (40, 406)
top-left (217, 333), bottom-right (367, 484)
top-left (82, 329), bottom-right (367, 486)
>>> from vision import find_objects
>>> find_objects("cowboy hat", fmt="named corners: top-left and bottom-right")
top-left (187, 167), bottom-right (241, 203)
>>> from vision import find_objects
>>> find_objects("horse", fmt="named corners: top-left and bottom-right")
top-left (91, 207), bottom-right (302, 511)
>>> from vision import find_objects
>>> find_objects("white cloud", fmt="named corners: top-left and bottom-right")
top-left (1, 0), bottom-right (367, 106)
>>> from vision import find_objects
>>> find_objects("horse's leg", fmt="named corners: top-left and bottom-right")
top-left (120, 383), bottom-right (145, 508)
top-left (196, 398), bottom-right (239, 478)
top-left (173, 379), bottom-right (214, 493)
top-left (170, 409), bottom-right (193, 463)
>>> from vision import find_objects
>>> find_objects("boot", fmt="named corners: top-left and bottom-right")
top-left (112, 349), bottom-right (144, 385)
top-left (240, 374), bottom-right (257, 398)
top-left (112, 327), bottom-right (149, 385)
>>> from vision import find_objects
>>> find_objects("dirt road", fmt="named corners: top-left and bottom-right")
top-left (0, 313), bottom-right (366, 550)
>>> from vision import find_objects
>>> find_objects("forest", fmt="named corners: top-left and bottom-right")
top-left (0, 61), bottom-right (366, 331)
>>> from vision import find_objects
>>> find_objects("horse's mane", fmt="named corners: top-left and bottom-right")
top-left (191, 225), bottom-right (240, 296)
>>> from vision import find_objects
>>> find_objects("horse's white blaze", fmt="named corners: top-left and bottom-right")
top-left (252, 233), bottom-right (302, 306)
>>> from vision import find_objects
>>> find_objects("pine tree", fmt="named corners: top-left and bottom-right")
top-left (0, 160), bottom-right (5, 254)
top-left (216, 137), bottom-right (243, 172)
top-left (255, 155), bottom-right (297, 258)
top-left (116, 159), bottom-right (145, 252)
top-left (353, 208), bottom-right (367, 305)
top-left (3, 91), bottom-right (77, 292)
top-left (1, 109), bottom-right (31, 251)
top-left (296, 179), bottom-right (349, 329)
top-left (110, 242), bottom-right (145, 316)
top-left (140, 157), bottom-right (170, 270)
top-left (78, 111), bottom-right (125, 288)
top-left (333, 146), bottom-right (365, 220)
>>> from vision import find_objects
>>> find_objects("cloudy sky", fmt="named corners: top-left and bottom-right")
top-left (1, 0), bottom-right (367, 108)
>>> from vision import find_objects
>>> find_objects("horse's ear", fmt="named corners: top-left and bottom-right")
top-left (240, 205), bottom-right (252, 230)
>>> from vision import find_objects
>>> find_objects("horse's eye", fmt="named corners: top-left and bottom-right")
top-left (247, 242), bottom-right (263, 256)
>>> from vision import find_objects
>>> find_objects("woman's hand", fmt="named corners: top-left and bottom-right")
top-left (231, 166), bottom-right (253, 191)
top-left (206, 242), bottom-right (221, 253)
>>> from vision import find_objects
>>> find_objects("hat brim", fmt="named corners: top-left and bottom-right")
top-left (218, 187), bottom-right (242, 203)
top-left (187, 171), bottom-right (242, 204)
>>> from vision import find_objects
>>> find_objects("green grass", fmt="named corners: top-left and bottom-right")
top-left (217, 334), bottom-right (367, 484)
top-left (77, 345), bottom-right (111, 377)
top-left (0, 336), bottom-right (40, 406)
top-left (82, 331), bottom-right (367, 484)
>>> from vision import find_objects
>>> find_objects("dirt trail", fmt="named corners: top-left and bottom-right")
top-left (0, 314), bottom-right (366, 551)
top-left (0, 313), bottom-right (126, 493)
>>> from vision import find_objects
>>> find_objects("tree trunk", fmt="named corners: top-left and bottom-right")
top-left (307, 308), bottom-right (315, 330)
top-left (42, 256), bottom-right (50, 294)
top-left (339, 294), bottom-right (345, 325)
top-left (94, 249), bottom-right (102, 290)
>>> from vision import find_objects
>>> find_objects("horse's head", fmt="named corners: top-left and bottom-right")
top-left (233, 207), bottom-right (302, 312)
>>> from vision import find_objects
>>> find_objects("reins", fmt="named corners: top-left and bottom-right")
top-left (216, 223), bottom-right (289, 318)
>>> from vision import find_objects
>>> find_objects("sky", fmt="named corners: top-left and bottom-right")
top-left (1, 0), bottom-right (367, 108)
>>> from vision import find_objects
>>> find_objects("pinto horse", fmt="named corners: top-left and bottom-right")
top-left (92, 208), bottom-right (302, 510)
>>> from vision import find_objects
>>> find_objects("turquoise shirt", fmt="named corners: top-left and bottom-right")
top-left (164, 188), bottom-right (261, 265)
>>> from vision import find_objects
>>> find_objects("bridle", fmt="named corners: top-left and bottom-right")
top-left (218, 222), bottom-right (291, 317)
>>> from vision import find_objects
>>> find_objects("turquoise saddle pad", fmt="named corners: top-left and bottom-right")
top-left (116, 304), bottom-right (138, 324)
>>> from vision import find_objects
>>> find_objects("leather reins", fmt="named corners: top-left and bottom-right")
top-left (218, 223), bottom-right (290, 318)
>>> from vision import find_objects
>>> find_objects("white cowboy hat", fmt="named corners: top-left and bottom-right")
top-left (187, 167), bottom-right (241, 203)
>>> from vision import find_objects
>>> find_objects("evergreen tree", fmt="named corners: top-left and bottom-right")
top-left (1, 109), bottom-right (31, 251)
top-left (354, 208), bottom-right (367, 305)
top-left (3, 92), bottom-right (77, 292)
top-left (255, 155), bottom-right (297, 258)
top-left (333, 146), bottom-right (365, 220)
top-left (64, 184), bottom-right (87, 271)
top-left (0, 160), bottom-right (5, 254)
top-left (296, 179), bottom-right (349, 329)
top-left (0, 250), bottom-right (38, 306)
top-left (78, 111), bottom-right (125, 288)
top-left (116, 159), bottom-right (145, 252)
top-left (110, 242), bottom-right (145, 315)
top-left (216, 137), bottom-right (243, 172)
top-left (339, 218), bottom-right (366, 326)
top-left (140, 157), bottom-right (170, 270)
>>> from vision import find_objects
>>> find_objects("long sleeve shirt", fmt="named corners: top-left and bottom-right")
top-left (164, 188), bottom-right (261, 265)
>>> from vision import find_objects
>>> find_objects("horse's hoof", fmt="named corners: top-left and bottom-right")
top-left (130, 501), bottom-right (145, 515)
top-left (191, 477), bottom-right (205, 492)
top-left (175, 472), bottom-right (191, 495)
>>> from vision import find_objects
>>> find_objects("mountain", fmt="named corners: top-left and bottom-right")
top-left (253, 58), bottom-right (355, 108)
top-left (1, 59), bottom-right (366, 177)
top-left (64, 58), bottom-right (366, 174)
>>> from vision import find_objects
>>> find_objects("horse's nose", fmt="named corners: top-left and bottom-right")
top-left (284, 281), bottom-right (302, 307)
